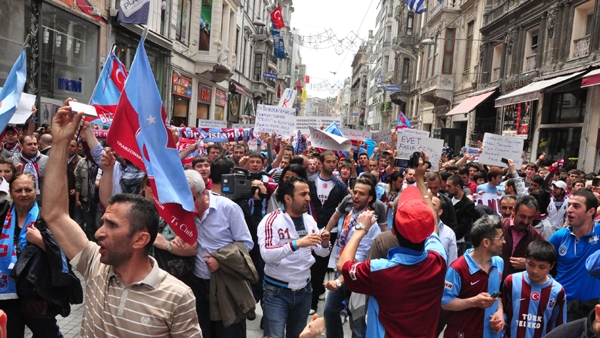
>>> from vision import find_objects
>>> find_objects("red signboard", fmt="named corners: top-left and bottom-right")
top-left (198, 85), bottom-right (211, 104)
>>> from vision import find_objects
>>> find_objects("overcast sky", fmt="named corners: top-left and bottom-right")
top-left (291, 0), bottom-right (378, 99)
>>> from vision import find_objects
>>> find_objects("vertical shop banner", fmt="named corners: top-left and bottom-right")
top-left (254, 104), bottom-right (296, 136)
top-left (502, 101), bottom-right (533, 138)
top-left (200, 0), bottom-right (212, 51)
top-left (118, 0), bottom-right (150, 24)
top-left (479, 132), bottom-right (524, 168)
top-left (272, 29), bottom-right (286, 59)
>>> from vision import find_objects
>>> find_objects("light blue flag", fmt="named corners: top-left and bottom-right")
top-left (0, 49), bottom-right (27, 132)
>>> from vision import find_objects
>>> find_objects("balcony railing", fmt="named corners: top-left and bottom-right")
top-left (493, 67), bottom-right (501, 81)
top-left (573, 35), bottom-right (591, 59)
top-left (484, 1), bottom-right (508, 25)
top-left (525, 54), bottom-right (537, 71)
top-left (265, 78), bottom-right (276, 88)
top-left (268, 54), bottom-right (278, 66)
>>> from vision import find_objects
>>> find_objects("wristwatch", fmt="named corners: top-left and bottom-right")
top-left (355, 223), bottom-right (369, 232)
top-left (166, 242), bottom-right (173, 252)
top-left (335, 279), bottom-right (342, 288)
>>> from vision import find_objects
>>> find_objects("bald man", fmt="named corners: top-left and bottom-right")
top-left (39, 133), bottom-right (53, 156)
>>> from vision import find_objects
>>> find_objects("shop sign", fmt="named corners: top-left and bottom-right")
top-left (172, 74), bottom-right (192, 98)
top-left (215, 89), bottom-right (227, 107)
top-left (501, 100), bottom-right (534, 139)
top-left (198, 85), bottom-right (211, 104)
top-left (57, 77), bottom-right (82, 93)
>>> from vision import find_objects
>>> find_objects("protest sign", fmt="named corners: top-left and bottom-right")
top-left (462, 146), bottom-right (480, 156)
top-left (278, 88), bottom-right (297, 108)
top-left (479, 133), bottom-right (524, 168)
top-left (309, 127), bottom-right (352, 152)
top-left (254, 104), bottom-right (296, 136)
top-left (8, 92), bottom-right (35, 125)
top-left (232, 123), bottom-right (255, 129)
top-left (340, 128), bottom-right (372, 141)
top-left (399, 128), bottom-right (429, 137)
top-left (296, 116), bottom-right (342, 135)
top-left (475, 192), bottom-right (502, 215)
top-left (396, 128), bottom-right (444, 171)
top-left (197, 119), bottom-right (227, 128)
top-left (372, 129), bottom-right (393, 145)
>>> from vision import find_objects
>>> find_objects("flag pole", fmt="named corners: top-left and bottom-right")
top-left (23, 34), bottom-right (31, 48)
top-left (111, 44), bottom-right (117, 54)
top-left (141, 27), bottom-right (149, 44)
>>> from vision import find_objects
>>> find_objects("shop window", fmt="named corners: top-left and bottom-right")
top-left (0, 0), bottom-right (25, 88)
top-left (402, 58), bottom-right (410, 84)
top-left (570, 0), bottom-right (594, 59)
top-left (491, 43), bottom-right (503, 81)
top-left (406, 13), bottom-right (414, 36)
top-left (523, 27), bottom-right (539, 72)
top-left (537, 127), bottom-right (581, 165)
top-left (254, 53), bottom-right (262, 81)
top-left (442, 28), bottom-right (455, 75)
top-left (543, 90), bottom-right (587, 124)
top-left (176, 0), bottom-right (191, 44)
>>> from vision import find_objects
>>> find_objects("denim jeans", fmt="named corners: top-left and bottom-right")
top-left (262, 280), bottom-right (312, 338)
top-left (323, 281), bottom-right (366, 338)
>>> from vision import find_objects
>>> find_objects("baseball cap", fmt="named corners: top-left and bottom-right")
top-left (4, 126), bottom-right (19, 135)
top-left (553, 181), bottom-right (567, 190)
top-left (394, 186), bottom-right (434, 244)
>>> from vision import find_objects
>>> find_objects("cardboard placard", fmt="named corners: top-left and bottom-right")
top-left (197, 120), bottom-right (227, 128)
top-left (296, 116), bottom-right (342, 135)
top-left (396, 129), bottom-right (444, 171)
top-left (479, 133), bottom-right (524, 168)
top-left (372, 129), bottom-right (394, 146)
top-left (340, 128), bottom-right (372, 141)
top-left (475, 192), bottom-right (502, 215)
top-left (8, 92), bottom-right (36, 125)
top-left (254, 104), bottom-right (296, 136)
top-left (309, 127), bottom-right (352, 152)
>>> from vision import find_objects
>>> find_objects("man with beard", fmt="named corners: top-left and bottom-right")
top-left (499, 195), bottom-right (517, 219)
top-left (500, 195), bottom-right (542, 280)
top-left (258, 177), bottom-right (331, 338)
top-left (323, 177), bottom-right (381, 338)
top-left (547, 180), bottom-right (569, 231)
top-left (446, 175), bottom-right (478, 256)
top-left (403, 168), bottom-right (416, 188)
top-left (307, 151), bottom-right (347, 314)
top-left (442, 214), bottom-right (506, 337)
top-left (231, 143), bottom-right (247, 165)
top-left (13, 134), bottom-right (48, 204)
top-left (41, 104), bottom-right (202, 337)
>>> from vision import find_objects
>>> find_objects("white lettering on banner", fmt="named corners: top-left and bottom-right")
top-left (120, 0), bottom-right (150, 16)
top-left (197, 120), bottom-right (227, 128)
top-left (296, 117), bottom-right (342, 135)
top-left (372, 129), bottom-right (393, 145)
top-left (396, 129), bottom-right (444, 171)
top-left (340, 128), bottom-right (372, 141)
top-left (254, 104), bottom-right (297, 136)
top-left (309, 127), bottom-right (352, 152)
top-left (479, 133), bottom-right (524, 168)
top-left (475, 192), bottom-right (502, 214)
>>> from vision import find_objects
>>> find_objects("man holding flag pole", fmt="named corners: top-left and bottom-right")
top-left (41, 28), bottom-right (202, 337)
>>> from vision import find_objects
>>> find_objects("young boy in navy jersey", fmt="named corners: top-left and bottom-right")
top-left (503, 240), bottom-right (567, 337)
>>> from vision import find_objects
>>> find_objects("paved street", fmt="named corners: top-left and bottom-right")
top-left (25, 271), bottom-right (347, 338)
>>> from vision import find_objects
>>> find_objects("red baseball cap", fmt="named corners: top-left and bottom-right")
top-left (394, 186), bottom-right (434, 244)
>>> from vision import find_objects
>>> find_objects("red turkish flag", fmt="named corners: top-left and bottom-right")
top-left (270, 6), bottom-right (285, 29)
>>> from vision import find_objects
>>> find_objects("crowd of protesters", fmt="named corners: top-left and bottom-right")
top-left (1, 101), bottom-right (600, 338)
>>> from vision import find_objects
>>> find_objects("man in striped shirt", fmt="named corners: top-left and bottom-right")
top-left (503, 240), bottom-right (567, 337)
top-left (42, 106), bottom-right (202, 337)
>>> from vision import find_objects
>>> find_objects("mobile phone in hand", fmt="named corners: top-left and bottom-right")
top-left (490, 291), bottom-right (501, 298)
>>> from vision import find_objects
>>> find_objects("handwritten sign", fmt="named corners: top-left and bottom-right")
top-left (232, 123), bottom-right (255, 129)
top-left (462, 146), bottom-right (480, 156)
top-left (8, 92), bottom-right (36, 125)
top-left (309, 127), bottom-right (352, 152)
top-left (296, 116), bottom-right (342, 135)
top-left (340, 128), bottom-right (372, 141)
top-left (254, 104), bottom-right (296, 136)
top-left (197, 119), bottom-right (227, 128)
top-left (372, 129), bottom-right (393, 146)
top-left (399, 128), bottom-right (429, 137)
top-left (396, 129), bottom-right (444, 171)
top-left (475, 192), bottom-right (502, 215)
top-left (479, 132), bottom-right (524, 168)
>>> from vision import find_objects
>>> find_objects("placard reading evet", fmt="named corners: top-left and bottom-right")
top-left (309, 127), bottom-right (352, 152)
top-left (254, 104), bottom-right (297, 136)
top-left (296, 117), bottom-right (342, 135)
top-left (479, 133), bottom-right (524, 168)
top-left (340, 128), bottom-right (372, 141)
top-left (396, 129), bottom-right (444, 171)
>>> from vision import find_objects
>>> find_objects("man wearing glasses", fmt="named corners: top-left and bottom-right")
top-left (500, 195), bottom-right (543, 280)
top-left (442, 214), bottom-right (506, 337)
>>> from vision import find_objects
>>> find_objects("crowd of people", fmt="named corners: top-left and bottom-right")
top-left (1, 99), bottom-right (600, 338)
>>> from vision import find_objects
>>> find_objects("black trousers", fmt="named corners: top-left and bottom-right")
top-left (187, 277), bottom-right (247, 338)
top-left (1, 299), bottom-right (63, 338)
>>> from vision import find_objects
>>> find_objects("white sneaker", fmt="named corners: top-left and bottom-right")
top-left (319, 294), bottom-right (325, 300)
top-left (309, 309), bottom-right (317, 315)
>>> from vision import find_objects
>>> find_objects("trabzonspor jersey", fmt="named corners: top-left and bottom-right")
top-left (503, 272), bottom-right (566, 338)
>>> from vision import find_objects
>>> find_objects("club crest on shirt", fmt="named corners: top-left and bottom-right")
top-left (445, 281), bottom-right (453, 290)
top-left (531, 292), bottom-right (541, 301)
top-left (323, 183), bottom-right (328, 188)
top-left (548, 299), bottom-right (556, 309)
top-left (559, 245), bottom-right (567, 256)
top-left (589, 236), bottom-right (599, 244)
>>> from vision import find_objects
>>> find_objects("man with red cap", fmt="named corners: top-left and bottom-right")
top-left (337, 152), bottom-right (447, 338)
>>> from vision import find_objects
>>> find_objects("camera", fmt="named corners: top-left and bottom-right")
top-left (408, 151), bottom-right (423, 169)
top-left (221, 168), bottom-right (264, 200)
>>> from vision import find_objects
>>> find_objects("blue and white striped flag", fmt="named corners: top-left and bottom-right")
top-left (0, 49), bottom-right (27, 133)
top-left (406, 0), bottom-right (442, 14)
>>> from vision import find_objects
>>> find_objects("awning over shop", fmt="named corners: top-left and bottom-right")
top-left (231, 82), bottom-right (246, 96)
top-left (446, 90), bottom-right (496, 116)
top-left (495, 72), bottom-right (585, 107)
top-left (582, 69), bottom-right (600, 88)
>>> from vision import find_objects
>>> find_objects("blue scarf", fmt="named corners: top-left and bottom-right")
top-left (0, 203), bottom-right (39, 299)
